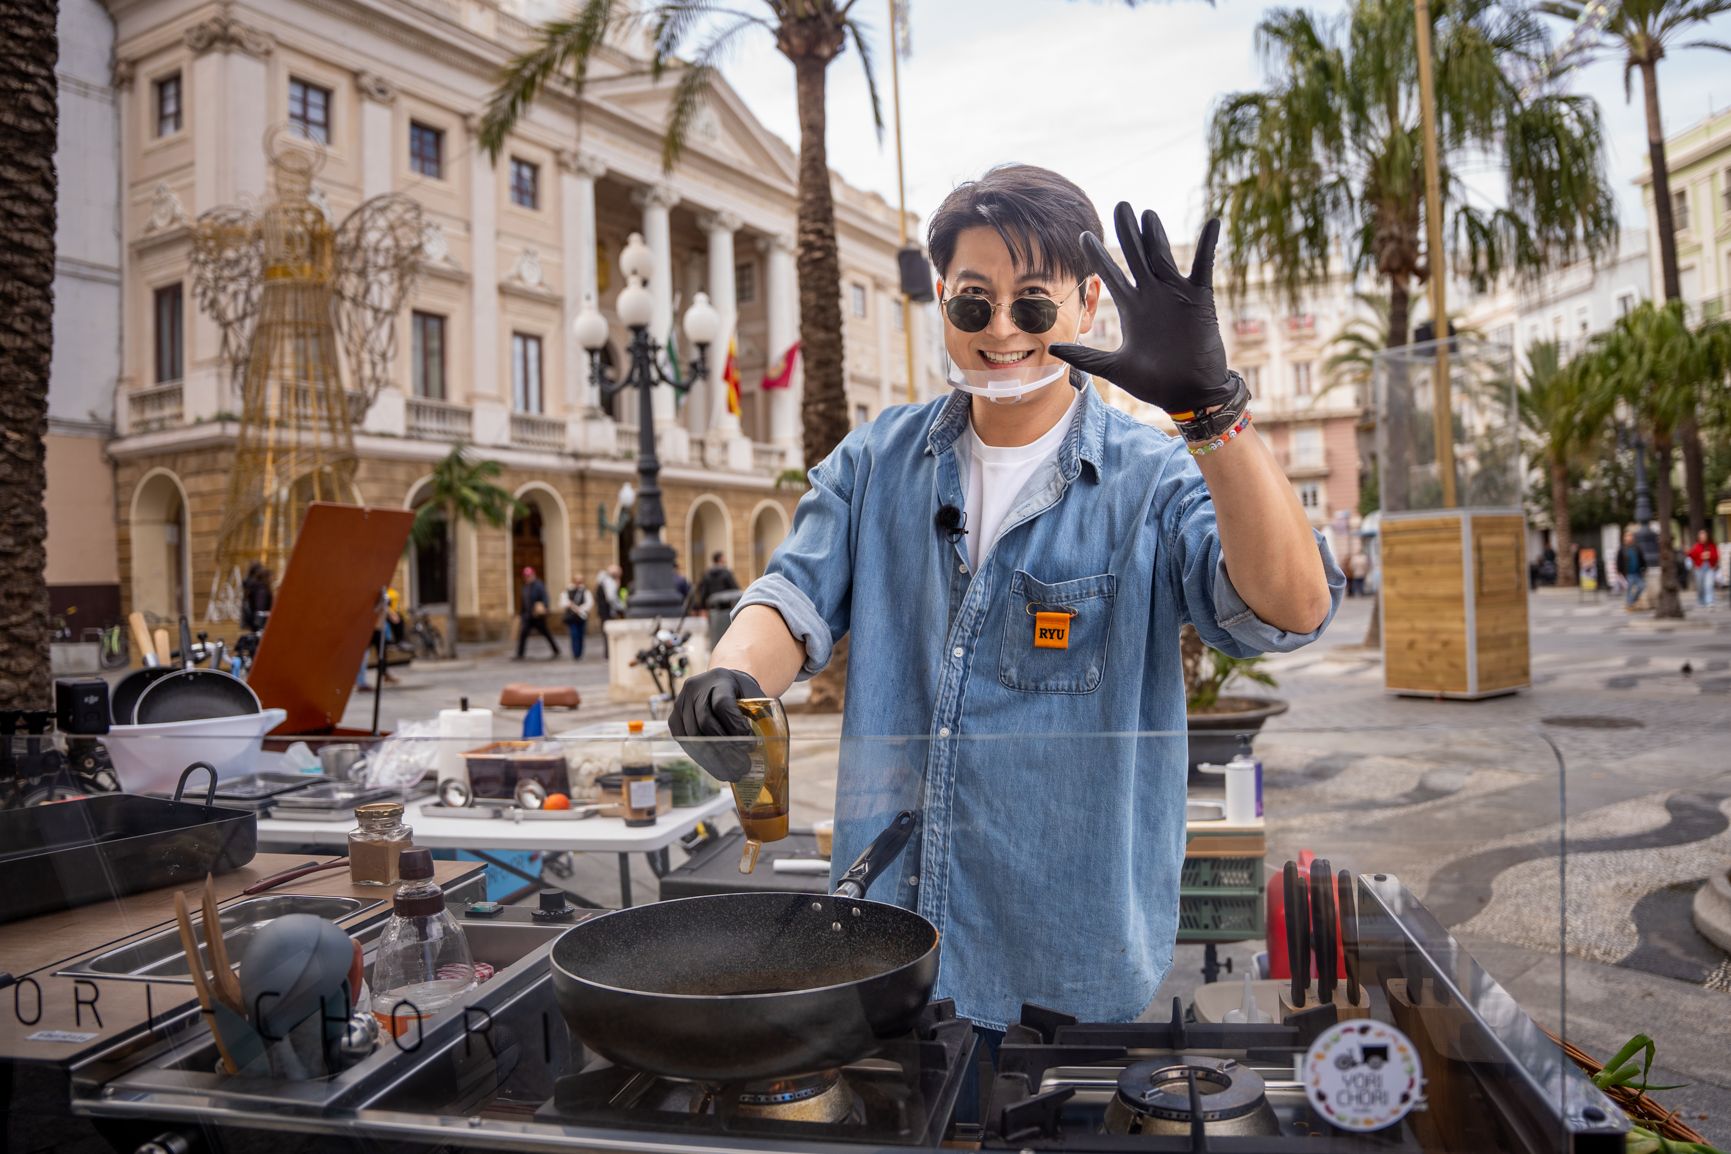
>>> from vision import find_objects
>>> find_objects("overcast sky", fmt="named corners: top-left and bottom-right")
top-left (714, 0), bottom-right (1730, 243)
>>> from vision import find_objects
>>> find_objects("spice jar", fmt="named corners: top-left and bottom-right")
top-left (349, 801), bottom-right (412, 886)
top-left (620, 720), bottom-right (658, 827)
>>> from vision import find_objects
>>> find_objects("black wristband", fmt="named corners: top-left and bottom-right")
top-left (1174, 372), bottom-right (1251, 442)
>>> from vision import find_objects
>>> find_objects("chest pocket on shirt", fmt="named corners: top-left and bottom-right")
top-left (999, 569), bottom-right (1117, 694)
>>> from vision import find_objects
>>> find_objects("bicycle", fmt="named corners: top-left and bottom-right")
top-left (403, 607), bottom-right (446, 660)
top-left (81, 624), bottom-right (130, 670)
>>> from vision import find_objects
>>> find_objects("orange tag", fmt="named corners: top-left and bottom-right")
top-left (1033, 611), bottom-right (1070, 649)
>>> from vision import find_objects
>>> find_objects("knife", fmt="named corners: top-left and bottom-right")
top-left (1283, 861), bottom-right (1303, 1007)
top-left (1313, 859), bottom-right (1335, 1004)
top-left (1338, 868), bottom-right (1360, 1004)
top-left (1296, 869), bottom-right (1310, 1004)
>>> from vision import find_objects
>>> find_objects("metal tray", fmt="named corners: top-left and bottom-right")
top-left (0, 764), bottom-right (257, 925)
top-left (268, 780), bottom-right (398, 813)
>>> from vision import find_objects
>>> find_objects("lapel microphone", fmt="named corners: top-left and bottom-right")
top-left (935, 504), bottom-right (968, 543)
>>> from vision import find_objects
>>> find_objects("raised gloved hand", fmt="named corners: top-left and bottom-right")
top-left (1050, 202), bottom-right (1236, 417)
top-left (669, 667), bottom-right (765, 782)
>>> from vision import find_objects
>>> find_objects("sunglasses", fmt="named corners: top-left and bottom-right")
top-left (941, 280), bottom-right (1087, 335)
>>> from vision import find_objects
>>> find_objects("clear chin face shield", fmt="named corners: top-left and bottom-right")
top-left (941, 280), bottom-right (1090, 405)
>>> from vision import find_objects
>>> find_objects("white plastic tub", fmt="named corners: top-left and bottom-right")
top-left (105, 709), bottom-right (288, 794)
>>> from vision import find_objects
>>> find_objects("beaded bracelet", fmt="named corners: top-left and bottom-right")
top-left (1186, 409), bottom-right (1252, 456)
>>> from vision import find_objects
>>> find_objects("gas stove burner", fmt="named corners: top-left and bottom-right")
top-left (734, 1069), bottom-right (855, 1123)
top-left (1102, 1056), bottom-right (1281, 1138)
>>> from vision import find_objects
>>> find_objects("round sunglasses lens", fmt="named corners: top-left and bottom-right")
top-left (944, 296), bottom-right (992, 333)
top-left (1009, 298), bottom-right (1060, 334)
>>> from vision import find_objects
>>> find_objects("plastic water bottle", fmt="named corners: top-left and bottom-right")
top-left (371, 848), bottom-right (475, 1039)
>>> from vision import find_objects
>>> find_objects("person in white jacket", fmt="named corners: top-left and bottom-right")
top-left (558, 578), bottom-right (596, 660)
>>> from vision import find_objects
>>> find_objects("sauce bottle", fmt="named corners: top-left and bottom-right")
top-left (621, 720), bottom-right (658, 827)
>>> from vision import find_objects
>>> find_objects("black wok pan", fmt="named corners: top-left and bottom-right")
top-left (132, 616), bottom-right (260, 724)
top-left (550, 810), bottom-right (936, 1082)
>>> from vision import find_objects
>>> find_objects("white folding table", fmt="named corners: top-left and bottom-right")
top-left (255, 792), bottom-right (732, 908)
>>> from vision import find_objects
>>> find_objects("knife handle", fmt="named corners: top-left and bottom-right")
top-left (1283, 861), bottom-right (1303, 1007)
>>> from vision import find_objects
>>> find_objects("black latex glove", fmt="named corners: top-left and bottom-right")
top-left (1050, 202), bottom-right (1237, 416)
top-left (669, 667), bottom-right (765, 783)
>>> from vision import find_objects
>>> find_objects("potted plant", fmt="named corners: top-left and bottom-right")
top-left (1182, 624), bottom-right (1288, 773)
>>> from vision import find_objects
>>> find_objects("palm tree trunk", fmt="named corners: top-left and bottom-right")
top-left (1638, 59), bottom-right (1681, 302)
top-left (1637, 58), bottom-right (1710, 537)
top-left (444, 503), bottom-right (460, 658)
top-left (0, 0), bottom-right (58, 709)
top-left (791, 51), bottom-right (847, 471)
top-left (1550, 457), bottom-right (1576, 586)
top-left (1651, 431), bottom-right (1682, 619)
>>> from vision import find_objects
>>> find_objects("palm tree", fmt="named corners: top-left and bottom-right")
top-left (1517, 340), bottom-right (1611, 586)
top-left (478, 0), bottom-right (885, 471)
top-left (0, 0), bottom-right (58, 709)
top-left (1208, 0), bottom-right (1618, 353)
top-left (1540, 0), bottom-right (1731, 539)
top-left (410, 446), bottom-right (523, 657)
top-left (1590, 301), bottom-right (1709, 617)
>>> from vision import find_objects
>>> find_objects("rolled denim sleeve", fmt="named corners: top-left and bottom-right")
top-left (733, 432), bottom-right (862, 678)
top-left (1157, 448), bottom-right (1345, 658)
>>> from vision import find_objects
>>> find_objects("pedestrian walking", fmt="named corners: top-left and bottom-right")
top-left (691, 551), bottom-right (741, 609)
top-left (241, 562), bottom-right (273, 633)
top-left (1617, 529), bottom-right (1647, 611)
top-left (1346, 551), bottom-right (1369, 598)
top-left (559, 577), bottom-right (594, 659)
top-left (514, 566), bottom-right (560, 658)
top-left (1688, 530), bottom-right (1719, 610)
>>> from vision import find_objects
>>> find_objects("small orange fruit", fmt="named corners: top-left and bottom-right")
top-left (544, 792), bottom-right (571, 811)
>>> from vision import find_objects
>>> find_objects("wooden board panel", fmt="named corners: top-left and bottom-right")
top-left (1383, 512), bottom-right (1470, 694)
top-left (1471, 513), bottom-right (1530, 692)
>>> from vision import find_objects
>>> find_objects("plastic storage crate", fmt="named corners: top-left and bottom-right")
top-left (1177, 892), bottom-right (1265, 941)
top-left (1179, 854), bottom-right (1264, 891)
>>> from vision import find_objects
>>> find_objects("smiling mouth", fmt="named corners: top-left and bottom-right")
top-left (979, 349), bottom-right (1035, 366)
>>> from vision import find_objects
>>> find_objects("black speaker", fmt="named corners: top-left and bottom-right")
top-left (55, 678), bottom-right (111, 736)
top-left (898, 244), bottom-right (935, 303)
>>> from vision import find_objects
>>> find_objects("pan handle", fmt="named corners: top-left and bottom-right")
top-left (174, 761), bottom-right (219, 807)
top-left (832, 810), bottom-right (917, 901)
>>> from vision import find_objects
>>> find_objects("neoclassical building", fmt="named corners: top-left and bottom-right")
top-left (54, 0), bottom-right (941, 637)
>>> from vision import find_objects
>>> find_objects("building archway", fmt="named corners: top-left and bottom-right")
top-left (685, 495), bottom-right (733, 587)
top-left (511, 482), bottom-right (570, 613)
top-left (404, 476), bottom-right (452, 609)
top-left (130, 469), bottom-right (191, 622)
top-left (747, 500), bottom-right (790, 583)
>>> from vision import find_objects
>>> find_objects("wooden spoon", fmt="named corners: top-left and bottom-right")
top-left (202, 875), bottom-right (245, 1013)
top-left (175, 890), bottom-right (238, 1074)
top-left (129, 611), bottom-right (158, 669)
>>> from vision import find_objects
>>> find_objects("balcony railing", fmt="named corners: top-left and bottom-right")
top-left (1232, 319), bottom-right (1266, 344)
top-left (1278, 446), bottom-right (1330, 476)
top-left (753, 444), bottom-right (787, 474)
top-left (510, 411), bottom-right (565, 451)
top-left (129, 381), bottom-right (184, 431)
top-left (406, 396), bottom-right (471, 442)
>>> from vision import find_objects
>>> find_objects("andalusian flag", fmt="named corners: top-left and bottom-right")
top-left (724, 338), bottom-right (741, 416)
top-left (665, 333), bottom-right (681, 381)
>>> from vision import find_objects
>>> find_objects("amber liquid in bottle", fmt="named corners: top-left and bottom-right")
top-left (733, 698), bottom-right (790, 870)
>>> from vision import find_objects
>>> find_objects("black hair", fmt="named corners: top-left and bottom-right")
top-left (926, 164), bottom-right (1103, 283)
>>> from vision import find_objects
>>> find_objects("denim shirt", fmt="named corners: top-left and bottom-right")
top-left (735, 383), bottom-right (1343, 1030)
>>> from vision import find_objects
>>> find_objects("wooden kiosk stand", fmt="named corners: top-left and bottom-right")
top-left (1372, 336), bottom-right (1529, 700)
top-left (1380, 508), bottom-right (1530, 698)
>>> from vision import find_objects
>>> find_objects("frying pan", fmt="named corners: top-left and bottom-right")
top-left (133, 617), bottom-right (260, 724)
top-left (111, 666), bottom-right (175, 725)
top-left (550, 810), bottom-right (936, 1083)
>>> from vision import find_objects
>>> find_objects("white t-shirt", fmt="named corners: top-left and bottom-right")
top-left (959, 389), bottom-right (1080, 570)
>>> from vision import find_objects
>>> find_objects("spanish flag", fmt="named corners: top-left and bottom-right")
top-left (724, 337), bottom-right (741, 416)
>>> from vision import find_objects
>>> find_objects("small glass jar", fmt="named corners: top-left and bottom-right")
top-left (349, 801), bottom-right (412, 886)
top-left (620, 720), bottom-right (658, 827)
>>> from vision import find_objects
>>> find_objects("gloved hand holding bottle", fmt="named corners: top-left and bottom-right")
top-left (668, 666), bottom-right (764, 782)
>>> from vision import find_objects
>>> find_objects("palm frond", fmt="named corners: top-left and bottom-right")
top-left (843, 17), bottom-right (886, 141)
top-left (657, 14), bottom-right (764, 170)
top-left (478, 0), bottom-right (620, 162)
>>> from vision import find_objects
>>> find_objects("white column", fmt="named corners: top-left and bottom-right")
top-left (762, 231), bottom-right (800, 454)
top-left (875, 282), bottom-right (894, 416)
top-left (467, 115), bottom-right (504, 444)
top-left (559, 150), bottom-right (606, 413)
top-left (635, 183), bottom-right (678, 425)
top-left (701, 213), bottom-right (741, 435)
top-left (356, 73), bottom-right (396, 200)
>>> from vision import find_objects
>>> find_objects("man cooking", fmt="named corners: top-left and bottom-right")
top-left (672, 165), bottom-right (1341, 1036)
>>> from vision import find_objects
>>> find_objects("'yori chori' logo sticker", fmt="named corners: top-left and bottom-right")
top-left (1305, 1021), bottom-right (1424, 1132)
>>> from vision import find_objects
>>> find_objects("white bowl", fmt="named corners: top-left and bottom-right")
top-left (105, 708), bottom-right (288, 795)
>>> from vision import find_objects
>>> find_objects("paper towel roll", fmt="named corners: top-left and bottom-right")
top-left (437, 706), bottom-right (493, 785)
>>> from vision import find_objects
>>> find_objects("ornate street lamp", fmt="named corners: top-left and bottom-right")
top-left (575, 232), bottom-right (720, 619)
top-left (1614, 401), bottom-right (1660, 568)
